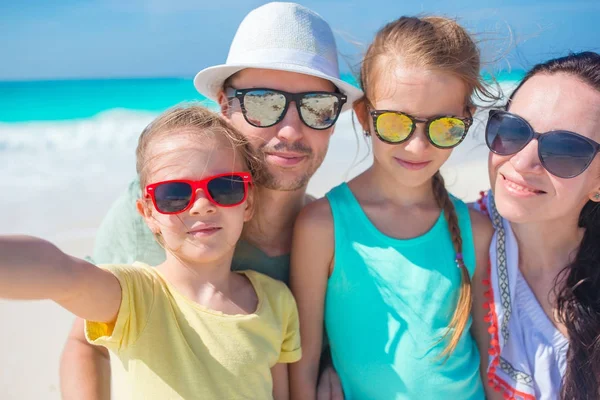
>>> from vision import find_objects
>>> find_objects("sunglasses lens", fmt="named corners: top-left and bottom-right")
top-left (375, 112), bottom-right (414, 143)
top-left (540, 132), bottom-right (596, 178)
top-left (429, 117), bottom-right (467, 148)
top-left (299, 94), bottom-right (342, 129)
top-left (486, 112), bottom-right (532, 155)
top-left (154, 182), bottom-right (193, 213)
top-left (243, 90), bottom-right (287, 127)
top-left (206, 175), bottom-right (247, 206)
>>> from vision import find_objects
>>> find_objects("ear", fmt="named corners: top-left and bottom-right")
top-left (217, 90), bottom-right (231, 118)
top-left (353, 99), bottom-right (371, 135)
top-left (243, 186), bottom-right (255, 222)
top-left (588, 190), bottom-right (600, 203)
top-left (136, 199), bottom-right (161, 234)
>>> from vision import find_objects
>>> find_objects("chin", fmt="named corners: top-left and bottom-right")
top-left (179, 243), bottom-right (229, 262)
top-left (261, 170), bottom-right (311, 191)
top-left (493, 191), bottom-right (543, 224)
top-left (181, 249), bottom-right (228, 264)
top-left (495, 202), bottom-right (530, 223)
top-left (397, 169), bottom-right (439, 189)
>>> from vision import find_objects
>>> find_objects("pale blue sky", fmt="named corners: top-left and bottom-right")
top-left (1, 0), bottom-right (599, 80)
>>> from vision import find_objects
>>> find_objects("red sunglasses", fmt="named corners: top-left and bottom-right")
top-left (145, 172), bottom-right (252, 215)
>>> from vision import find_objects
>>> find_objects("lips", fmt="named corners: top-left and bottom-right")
top-left (393, 157), bottom-right (432, 170)
top-left (187, 224), bottom-right (222, 236)
top-left (265, 152), bottom-right (307, 167)
top-left (500, 174), bottom-right (546, 195)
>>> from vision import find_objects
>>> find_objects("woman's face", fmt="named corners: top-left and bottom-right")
top-left (489, 73), bottom-right (600, 224)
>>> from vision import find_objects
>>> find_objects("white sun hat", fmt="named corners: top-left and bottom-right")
top-left (193, 2), bottom-right (363, 112)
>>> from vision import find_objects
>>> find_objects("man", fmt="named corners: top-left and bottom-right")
top-left (59, 2), bottom-right (361, 399)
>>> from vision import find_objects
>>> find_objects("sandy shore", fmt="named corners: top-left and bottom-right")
top-left (0, 111), bottom-right (492, 399)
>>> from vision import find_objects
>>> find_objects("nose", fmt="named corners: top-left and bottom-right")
top-left (276, 101), bottom-right (305, 143)
top-left (509, 139), bottom-right (544, 175)
top-left (402, 123), bottom-right (430, 154)
top-left (188, 189), bottom-right (217, 215)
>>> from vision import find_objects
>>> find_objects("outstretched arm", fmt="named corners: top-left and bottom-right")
top-left (0, 236), bottom-right (121, 323)
top-left (61, 179), bottom-right (148, 400)
top-left (289, 199), bottom-right (336, 400)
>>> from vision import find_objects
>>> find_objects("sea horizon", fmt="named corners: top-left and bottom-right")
top-left (0, 70), bottom-right (524, 123)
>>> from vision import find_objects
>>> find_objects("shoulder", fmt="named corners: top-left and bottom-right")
top-left (295, 196), bottom-right (334, 234)
top-left (469, 207), bottom-right (494, 248)
top-left (97, 262), bottom-right (159, 285)
top-left (245, 270), bottom-right (296, 307)
top-left (304, 193), bottom-right (316, 205)
top-left (245, 269), bottom-right (288, 291)
top-left (469, 207), bottom-right (494, 236)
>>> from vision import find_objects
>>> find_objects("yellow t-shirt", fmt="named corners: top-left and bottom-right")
top-left (85, 262), bottom-right (301, 400)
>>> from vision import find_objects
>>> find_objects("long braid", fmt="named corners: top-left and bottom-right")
top-left (432, 172), bottom-right (472, 358)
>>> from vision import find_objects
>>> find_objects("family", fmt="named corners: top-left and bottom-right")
top-left (1, 2), bottom-right (600, 400)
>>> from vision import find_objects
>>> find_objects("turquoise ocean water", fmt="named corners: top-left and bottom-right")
top-left (0, 71), bottom-right (524, 123)
top-left (0, 70), bottom-right (523, 238)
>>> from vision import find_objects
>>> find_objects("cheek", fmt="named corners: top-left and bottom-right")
top-left (553, 172), bottom-right (595, 204)
top-left (154, 214), bottom-right (188, 235)
top-left (370, 134), bottom-right (393, 158)
top-left (244, 126), bottom-right (276, 148)
top-left (223, 207), bottom-right (247, 237)
top-left (309, 128), bottom-right (333, 153)
top-left (431, 147), bottom-right (452, 166)
top-left (488, 153), bottom-right (506, 189)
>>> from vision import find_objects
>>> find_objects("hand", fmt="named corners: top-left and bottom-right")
top-left (316, 365), bottom-right (344, 400)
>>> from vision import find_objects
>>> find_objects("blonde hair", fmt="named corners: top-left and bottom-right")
top-left (135, 103), bottom-right (262, 250)
top-left (356, 16), bottom-right (485, 358)
top-left (358, 16), bottom-right (496, 107)
top-left (136, 103), bottom-right (262, 189)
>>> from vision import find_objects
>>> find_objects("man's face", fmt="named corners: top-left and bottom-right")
top-left (219, 68), bottom-right (337, 191)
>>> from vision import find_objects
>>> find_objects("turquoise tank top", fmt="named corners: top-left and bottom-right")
top-left (325, 183), bottom-right (484, 400)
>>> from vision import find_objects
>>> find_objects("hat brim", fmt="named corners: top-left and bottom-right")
top-left (193, 63), bottom-right (363, 112)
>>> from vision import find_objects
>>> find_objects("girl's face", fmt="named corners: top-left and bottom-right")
top-left (489, 73), bottom-right (600, 224)
top-left (138, 132), bottom-right (253, 264)
top-left (357, 66), bottom-right (470, 188)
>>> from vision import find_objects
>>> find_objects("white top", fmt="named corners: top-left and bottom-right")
top-left (476, 191), bottom-right (568, 400)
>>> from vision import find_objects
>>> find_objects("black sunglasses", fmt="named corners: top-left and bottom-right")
top-left (226, 87), bottom-right (346, 130)
top-left (370, 110), bottom-right (472, 149)
top-left (486, 110), bottom-right (600, 178)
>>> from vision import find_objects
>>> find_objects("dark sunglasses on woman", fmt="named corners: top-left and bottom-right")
top-left (226, 87), bottom-right (347, 130)
top-left (145, 172), bottom-right (252, 215)
top-left (486, 110), bottom-right (600, 178)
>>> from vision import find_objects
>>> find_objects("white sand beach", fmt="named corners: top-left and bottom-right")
top-left (0, 110), bottom-right (493, 399)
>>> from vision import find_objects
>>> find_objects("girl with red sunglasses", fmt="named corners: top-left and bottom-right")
top-left (0, 105), bottom-right (300, 399)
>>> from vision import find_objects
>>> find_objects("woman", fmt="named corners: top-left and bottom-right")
top-left (473, 51), bottom-right (600, 400)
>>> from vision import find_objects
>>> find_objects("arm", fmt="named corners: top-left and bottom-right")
top-left (289, 199), bottom-right (335, 400)
top-left (316, 349), bottom-right (344, 400)
top-left (0, 236), bottom-right (121, 322)
top-left (60, 318), bottom-right (111, 400)
top-left (468, 210), bottom-right (503, 400)
top-left (61, 178), bottom-right (157, 400)
top-left (272, 363), bottom-right (290, 400)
